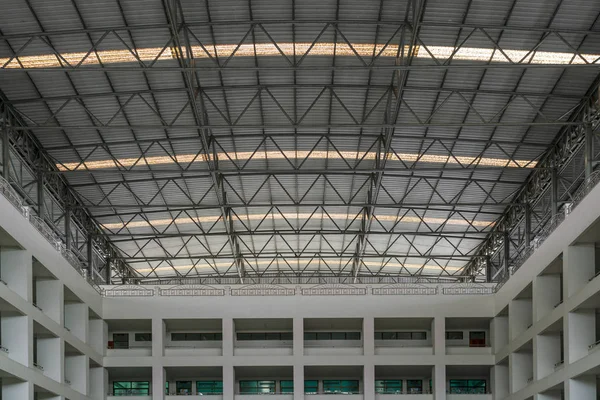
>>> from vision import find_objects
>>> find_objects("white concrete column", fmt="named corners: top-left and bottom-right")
top-left (491, 364), bottom-right (509, 400)
top-left (152, 317), bottom-right (165, 357)
top-left (223, 318), bottom-right (234, 357)
top-left (293, 317), bottom-right (304, 356)
top-left (223, 364), bottom-right (235, 400)
top-left (433, 316), bottom-right (445, 356)
top-left (0, 248), bottom-right (32, 301)
top-left (65, 302), bottom-right (88, 342)
top-left (565, 376), bottom-right (596, 400)
top-left (565, 310), bottom-right (595, 363)
top-left (36, 279), bottom-right (62, 324)
top-left (363, 363), bottom-right (375, 400)
top-left (152, 365), bottom-right (165, 400)
top-left (533, 274), bottom-right (561, 321)
top-left (1, 313), bottom-right (30, 366)
top-left (90, 366), bottom-right (108, 400)
top-left (363, 317), bottom-right (374, 356)
top-left (2, 380), bottom-right (33, 400)
top-left (433, 364), bottom-right (446, 400)
top-left (89, 318), bottom-right (107, 355)
top-left (564, 244), bottom-right (595, 298)
top-left (293, 364), bottom-right (304, 400)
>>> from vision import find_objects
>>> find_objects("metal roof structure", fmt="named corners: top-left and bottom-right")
top-left (0, 0), bottom-right (599, 284)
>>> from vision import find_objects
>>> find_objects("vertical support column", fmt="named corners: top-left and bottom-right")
top-left (503, 231), bottom-right (510, 275)
top-left (293, 317), bottom-right (303, 356)
top-left (293, 364), bottom-right (304, 400)
top-left (223, 365), bottom-right (235, 400)
top-left (222, 318), bottom-right (234, 357)
top-left (565, 376), bottom-right (597, 400)
top-left (524, 203), bottom-right (531, 247)
top-left (551, 168), bottom-right (558, 218)
top-left (433, 364), bottom-right (446, 400)
top-left (585, 121), bottom-right (594, 180)
top-left (86, 235), bottom-right (93, 279)
top-left (363, 316), bottom-right (374, 356)
top-left (152, 318), bottom-right (165, 358)
top-left (363, 363), bottom-right (375, 400)
top-left (433, 316), bottom-right (445, 356)
top-left (1, 107), bottom-right (9, 180)
top-left (65, 208), bottom-right (71, 250)
top-left (152, 365), bottom-right (165, 400)
top-left (37, 170), bottom-right (44, 220)
top-left (485, 256), bottom-right (492, 283)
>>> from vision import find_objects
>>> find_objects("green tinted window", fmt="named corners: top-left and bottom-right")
top-left (407, 380), bottom-right (422, 394)
top-left (449, 379), bottom-right (486, 394)
top-left (323, 380), bottom-right (359, 394)
top-left (240, 380), bottom-right (276, 394)
top-left (280, 380), bottom-right (294, 393)
top-left (112, 381), bottom-right (150, 396)
top-left (304, 380), bottom-right (319, 394)
top-left (375, 380), bottom-right (402, 394)
top-left (197, 381), bottom-right (223, 394)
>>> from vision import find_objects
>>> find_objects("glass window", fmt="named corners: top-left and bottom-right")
top-left (112, 333), bottom-right (129, 349)
top-left (176, 381), bottom-right (192, 395)
top-left (280, 380), bottom-right (294, 393)
top-left (265, 332), bottom-right (280, 340)
top-left (331, 332), bottom-right (346, 340)
top-left (396, 332), bottom-right (412, 340)
top-left (407, 380), bottom-right (423, 394)
top-left (113, 381), bottom-right (150, 396)
top-left (304, 380), bottom-right (319, 394)
top-left (304, 332), bottom-right (317, 340)
top-left (469, 331), bottom-right (486, 347)
top-left (251, 333), bottom-right (266, 340)
top-left (380, 332), bottom-right (396, 340)
top-left (186, 333), bottom-right (202, 341)
top-left (281, 332), bottom-right (293, 340)
top-left (446, 331), bottom-right (464, 340)
top-left (411, 332), bottom-right (427, 340)
top-left (449, 379), bottom-right (486, 394)
top-left (323, 380), bottom-right (359, 394)
top-left (374, 332), bottom-right (383, 340)
top-left (134, 333), bottom-right (152, 342)
top-left (240, 380), bottom-right (276, 394)
top-left (346, 332), bottom-right (361, 340)
top-left (317, 332), bottom-right (331, 340)
top-left (237, 332), bottom-right (252, 341)
top-left (171, 332), bottom-right (220, 341)
top-left (165, 381), bottom-right (169, 395)
top-left (375, 380), bottom-right (402, 394)
top-left (197, 381), bottom-right (223, 394)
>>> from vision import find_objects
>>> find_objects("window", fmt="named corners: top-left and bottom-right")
top-left (407, 380), bottom-right (422, 394)
top-left (236, 332), bottom-right (292, 341)
top-left (112, 381), bottom-right (150, 396)
top-left (375, 331), bottom-right (427, 340)
top-left (197, 381), bottom-right (223, 394)
top-left (304, 332), bottom-right (362, 340)
top-left (134, 333), bottom-right (152, 342)
top-left (240, 380), bottom-right (276, 394)
top-left (469, 331), bottom-right (486, 347)
top-left (449, 379), bottom-right (487, 394)
top-left (446, 331), bottom-right (464, 340)
top-left (280, 380), bottom-right (294, 393)
top-left (375, 380), bottom-right (402, 394)
top-left (175, 381), bottom-right (192, 395)
top-left (323, 380), bottom-right (359, 394)
top-left (112, 333), bottom-right (129, 349)
top-left (304, 380), bottom-right (319, 394)
top-left (165, 381), bottom-right (169, 395)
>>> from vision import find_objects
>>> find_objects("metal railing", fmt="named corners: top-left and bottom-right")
top-left (527, 377), bottom-right (534, 384)
top-left (33, 362), bottom-right (44, 371)
top-left (442, 285), bottom-right (495, 295)
top-left (0, 346), bottom-right (9, 354)
top-left (588, 339), bottom-right (600, 351)
top-left (554, 360), bottom-right (564, 369)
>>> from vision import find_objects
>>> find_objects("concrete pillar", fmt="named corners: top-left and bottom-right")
top-left (293, 317), bottom-right (304, 356)
top-left (152, 318), bottom-right (165, 357)
top-left (2, 380), bottom-right (33, 400)
top-left (36, 279), bottom-right (62, 324)
top-left (433, 317), bottom-right (445, 356)
top-left (223, 318), bottom-right (234, 357)
top-left (534, 275), bottom-right (561, 322)
top-left (433, 364), bottom-right (446, 400)
top-left (90, 366), bottom-right (108, 400)
top-left (152, 365), bottom-right (165, 400)
top-left (363, 316), bottom-right (374, 356)
top-left (565, 376), bottom-right (596, 400)
top-left (565, 310), bottom-right (595, 363)
top-left (564, 244), bottom-right (595, 298)
top-left (0, 248), bottom-right (32, 301)
top-left (293, 364), bottom-right (304, 400)
top-left (491, 364), bottom-right (509, 400)
top-left (223, 365), bottom-right (235, 400)
top-left (65, 302), bottom-right (88, 342)
top-left (363, 363), bottom-right (375, 400)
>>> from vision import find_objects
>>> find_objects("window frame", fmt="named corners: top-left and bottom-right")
top-left (445, 331), bottom-right (464, 340)
top-left (112, 381), bottom-right (150, 396)
top-left (196, 380), bottom-right (223, 394)
top-left (375, 380), bottom-right (403, 394)
top-left (239, 380), bottom-right (276, 394)
top-left (134, 333), bottom-right (152, 342)
top-left (449, 379), bottom-right (487, 394)
top-left (304, 380), bottom-right (319, 394)
top-left (322, 380), bottom-right (360, 394)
